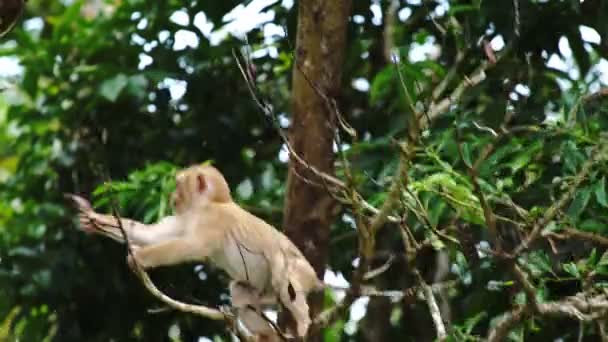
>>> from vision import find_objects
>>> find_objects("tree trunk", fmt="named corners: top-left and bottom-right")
top-left (281, 0), bottom-right (351, 340)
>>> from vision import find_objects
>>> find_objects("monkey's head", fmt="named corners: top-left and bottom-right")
top-left (172, 164), bottom-right (232, 213)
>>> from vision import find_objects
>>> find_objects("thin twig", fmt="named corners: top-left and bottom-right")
top-left (455, 130), bottom-right (500, 251)
top-left (487, 306), bottom-right (528, 342)
top-left (512, 143), bottom-right (608, 256)
top-left (415, 270), bottom-right (447, 340)
top-left (545, 228), bottom-right (608, 248)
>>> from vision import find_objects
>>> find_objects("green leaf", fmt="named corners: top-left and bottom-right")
top-left (563, 262), bottom-right (581, 278)
top-left (430, 233), bottom-right (446, 250)
top-left (427, 199), bottom-right (447, 226)
top-left (598, 251), bottom-right (608, 267)
top-left (541, 221), bottom-right (559, 234)
top-left (126, 75), bottom-right (149, 99)
top-left (7, 246), bottom-right (38, 257)
top-left (449, 4), bottom-right (479, 15)
top-left (586, 249), bottom-right (598, 268)
top-left (323, 319), bottom-right (344, 342)
top-left (236, 179), bottom-right (254, 200)
top-left (579, 219), bottom-right (605, 233)
top-left (507, 141), bottom-right (542, 173)
top-left (594, 177), bottom-right (608, 208)
top-left (462, 143), bottom-right (472, 168)
top-left (370, 66), bottom-right (395, 105)
top-left (414, 172), bottom-right (483, 225)
top-left (32, 270), bottom-right (51, 287)
top-left (563, 141), bottom-right (585, 174)
top-left (525, 251), bottom-right (555, 277)
top-left (567, 187), bottom-right (591, 219)
top-left (462, 311), bottom-right (486, 334)
top-left (390, 307), bottom-right (402, 326)
top-left (99, 74), bottom-right (129, 102)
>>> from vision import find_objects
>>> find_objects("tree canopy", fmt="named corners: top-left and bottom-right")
top-left (2, 0), bottom-right (608, 341)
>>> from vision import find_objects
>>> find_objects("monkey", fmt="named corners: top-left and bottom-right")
top-left (67, 164), bottom-right (322, 340)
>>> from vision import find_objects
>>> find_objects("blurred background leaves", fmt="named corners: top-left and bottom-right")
top-left (1, 0), bottom-right (608, 341)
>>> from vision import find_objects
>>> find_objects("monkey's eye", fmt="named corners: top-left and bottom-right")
top-left (170, 192), bottom-right (181, 208)
top-left (197, 175), bottom-right (206, 192)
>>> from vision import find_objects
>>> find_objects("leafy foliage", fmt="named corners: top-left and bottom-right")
top-left (2, 0), bottom-right (608, 341)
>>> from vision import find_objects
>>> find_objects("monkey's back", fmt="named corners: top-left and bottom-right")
top-left (215, 202), bottom-right (320, 293)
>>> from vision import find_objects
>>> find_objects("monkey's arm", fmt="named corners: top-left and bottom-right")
top-left (133, 239), bottom-right (200, 268)
top-left (67, 194), bottom-right (181, 247)
top-left (131, 233), bottom-right (220, 269)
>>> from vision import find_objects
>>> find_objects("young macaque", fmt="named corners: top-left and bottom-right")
top-left (67, 165), bottom-right (321, 340)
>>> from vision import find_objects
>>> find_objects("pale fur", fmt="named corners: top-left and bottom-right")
top-left (69, 165), bottom-right (320, 340)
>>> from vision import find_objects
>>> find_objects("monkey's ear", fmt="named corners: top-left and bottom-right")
top-left (197, 174), bottom-right (207, 193)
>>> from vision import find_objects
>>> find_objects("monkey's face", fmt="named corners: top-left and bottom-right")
top-left (172, 167), bottom-right (208, 213)
top-left (172, 171), bottom-right (192, 214)
top-left (171, 165), bottom-right (232, 214)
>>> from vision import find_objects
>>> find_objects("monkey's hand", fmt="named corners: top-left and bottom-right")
top-left (64, 193), bottom-right (100, 233)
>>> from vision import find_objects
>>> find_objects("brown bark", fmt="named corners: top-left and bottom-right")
top-left (281, 0), bottom-right (351, 340)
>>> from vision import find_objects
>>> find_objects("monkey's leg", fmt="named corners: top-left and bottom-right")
top-left (230, 282), bottom-right (280, 342)
top-left (238, 307), bottom-right (280, 342)
top-left (278, 282), bottom-right (311, 338)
